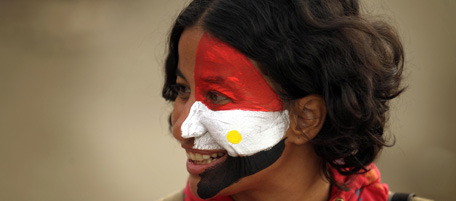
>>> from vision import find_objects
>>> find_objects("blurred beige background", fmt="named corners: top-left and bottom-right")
top-left (0, 0), bottom-right (454, 201)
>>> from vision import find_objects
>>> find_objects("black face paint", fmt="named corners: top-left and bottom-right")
top-left (196, 139), bottom-right (286, 199)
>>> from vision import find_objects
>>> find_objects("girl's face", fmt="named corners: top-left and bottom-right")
top-left (171, 26), bottom-right (290, 199)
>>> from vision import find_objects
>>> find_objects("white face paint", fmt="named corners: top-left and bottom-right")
top-left (181, 101), bottom-right (289, 156)
top-left (178, 33), bottom-right (289, 157)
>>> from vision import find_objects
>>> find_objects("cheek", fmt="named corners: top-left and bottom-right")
top-left (172, 98), bottom-right (195, 141)
top-left (171, 100), bottom-right (185, 140)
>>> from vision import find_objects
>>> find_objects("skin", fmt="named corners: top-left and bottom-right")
top-left (171, 25), bottom-right (330, 201)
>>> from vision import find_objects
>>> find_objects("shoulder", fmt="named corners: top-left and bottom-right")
top-left (157, 189), bottom-right (184, 201)
top-left (330, 164), bottom-right (389, 201)
top-left (329, 164), bottom-right (434, 201)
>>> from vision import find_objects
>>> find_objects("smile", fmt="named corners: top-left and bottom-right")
top-left (185, 150), bottom-right (228, 175)
top-left (186, 151), bottom-right (226, 165)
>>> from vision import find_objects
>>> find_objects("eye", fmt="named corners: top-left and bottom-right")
top-left (170, 84), bottom-right (191, 100)
top-left (206, 90), bottom-right (231, 105)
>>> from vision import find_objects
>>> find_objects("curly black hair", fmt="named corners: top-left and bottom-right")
top-left (162, 0), bottom-right (404, 187)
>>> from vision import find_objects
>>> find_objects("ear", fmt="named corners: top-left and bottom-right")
top-left (286, 94), bottom-right (327, 145)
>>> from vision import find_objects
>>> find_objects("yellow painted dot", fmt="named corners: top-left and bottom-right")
top-left (227, 130), bottom-right (242, 144)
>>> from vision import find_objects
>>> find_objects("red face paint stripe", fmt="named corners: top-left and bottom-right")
top-left (195, 33), bottom-right (283, 111)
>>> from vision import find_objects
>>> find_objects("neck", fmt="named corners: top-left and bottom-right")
top-left (231, 141), bottom-right (330, 201)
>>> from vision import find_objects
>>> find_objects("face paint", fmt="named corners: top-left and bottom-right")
top-left (183, 101), bottom-right (288, 156)
top-left (194, 34), bottom-right (283, 112)
top-left (198, 139), bottom-right (286, 199)
top-left (179, 32), bottom-right (289, 199)
top-left (181, 33), bottom-right (289, 156)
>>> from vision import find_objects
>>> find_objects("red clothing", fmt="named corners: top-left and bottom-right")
top-left (184, 164), bottom-right (388, 201)
top-left (329, 164), bottom-right (389, 201)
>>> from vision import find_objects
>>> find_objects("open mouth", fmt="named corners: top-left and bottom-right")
top-left (186, 152), bottom-right (226, 165)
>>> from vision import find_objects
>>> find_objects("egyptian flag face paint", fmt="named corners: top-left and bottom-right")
top-left (182, 33), bottom-right (289, 156)
top-left (180, 32), bottom-right (289, 198)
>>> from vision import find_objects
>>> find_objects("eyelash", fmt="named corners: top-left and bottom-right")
top-left (170, 84), bottom-right (231, 105)
top-left (170, 84), bottom-right (191, 99)
top-left (206, 90), bottom-right (231, 105)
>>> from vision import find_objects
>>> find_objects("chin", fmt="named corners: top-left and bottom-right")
top-left (188, 175), bottom-right (201, 198)
top-left (187, 139), bottom-right (287, 199)
top-left (189, 173), bottom-right (242, 199)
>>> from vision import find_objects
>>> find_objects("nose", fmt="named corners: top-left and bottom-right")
top-left (181, 102), bottom-right (207, 139)
top-left (171, 94), bottom-right (197, 143)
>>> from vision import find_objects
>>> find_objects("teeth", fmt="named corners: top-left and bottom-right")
top-left (187, 152), bottom-right (225, 164)
top-left (195, 153), bottom-right (203, 161)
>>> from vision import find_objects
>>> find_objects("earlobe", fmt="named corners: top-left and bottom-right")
top-left (287, 94), bottom-right (327, 145)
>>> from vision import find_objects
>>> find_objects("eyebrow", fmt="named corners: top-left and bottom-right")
top-left (200, 75), bottom-right (225, 84)
top-left (176, 68), bottom-right (187, 81)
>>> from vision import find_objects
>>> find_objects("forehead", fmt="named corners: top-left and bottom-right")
top-left (177, 26), bottom-right (263, 83)
top-left (177, 26), bottom-right (205, 80)
top-left (177, 27), bottom-right (283, 111)
top-left (195, 33), bottom-right (283, 111)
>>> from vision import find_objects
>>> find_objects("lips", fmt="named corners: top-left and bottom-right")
top-left (186, 150), bottom-right (228, 175)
